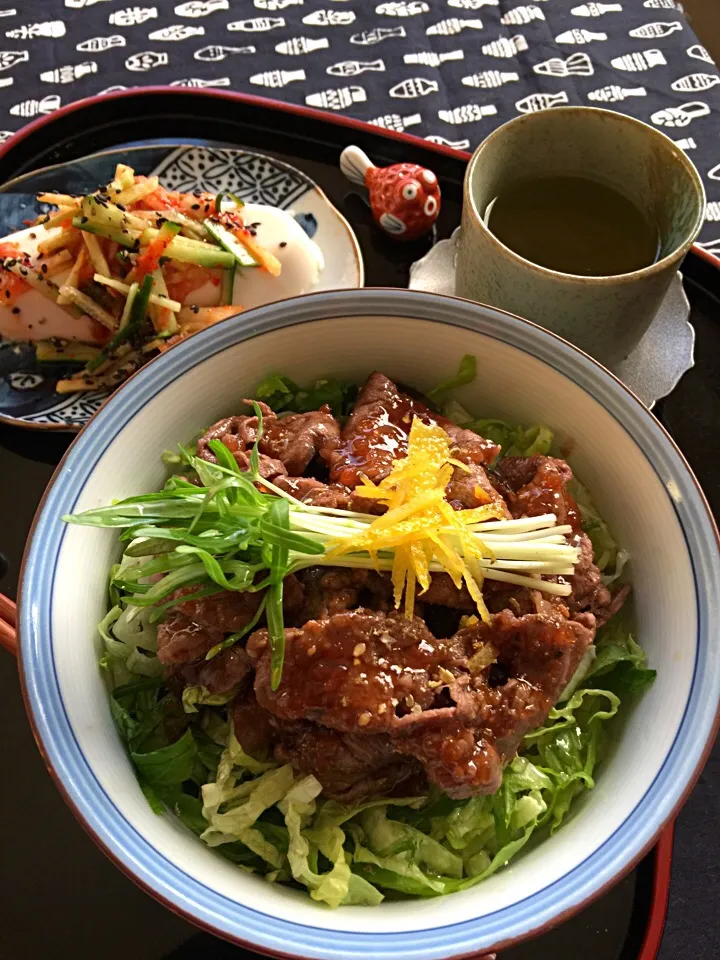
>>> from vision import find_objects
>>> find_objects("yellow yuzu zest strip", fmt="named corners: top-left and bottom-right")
top-left (327, 418), bottom-right (501, 622)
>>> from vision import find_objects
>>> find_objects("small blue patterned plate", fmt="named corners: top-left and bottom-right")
top-left (0, 143), bottom-right (364, 431)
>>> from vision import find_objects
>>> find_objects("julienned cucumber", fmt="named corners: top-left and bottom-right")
top-left (140, 229), bottom-right (235, 269)
top-left (203, 219), bottom-right (259, 268)
top-left (72, 216), bottom-right (139, 250)
top-left (221, 261), bottom-right (236, 306)
top-left (86, 275), bottom-right (152, 372)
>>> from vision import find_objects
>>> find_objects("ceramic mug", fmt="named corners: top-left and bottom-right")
top-left (455, 107), bottom-right (706, 369)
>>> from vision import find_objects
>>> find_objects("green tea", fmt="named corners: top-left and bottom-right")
top-left (485, 175), bottom-right (660, 277)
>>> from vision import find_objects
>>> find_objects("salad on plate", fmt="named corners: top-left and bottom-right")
top-left (0, 162), bottom-right (324, 394)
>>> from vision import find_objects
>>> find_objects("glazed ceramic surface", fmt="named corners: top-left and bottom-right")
top-left (20, 290), bottom-right (720, 960)
top-left (455, 107), bottom-right (705, 369)
top-left (410, 227), bottom-right (695, 409)
top-left (0, 143), bottom-right (363, 431)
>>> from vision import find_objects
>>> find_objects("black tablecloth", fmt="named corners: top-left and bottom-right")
top-left (1, 0), bottom-right (720, 251)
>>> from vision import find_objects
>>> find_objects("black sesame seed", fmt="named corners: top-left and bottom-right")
top-left (11, 306), bottom-right (20, 314)
top-left (191, 203), bottom-right (200, 210)
top-left (116, 203), bottom-right (126, 211)
top-left (279, 241), bottom-right (287, 248)
top-left (4, 290), bottom-right (10, 299)
top-left (191, 304), bottom-right (200, 314)
top-left (41, 263), bottom-right (48, 274)
top-left (81, 216), bottom-right (88, 224)
top-left (29, 232), bottom-right (36, 240)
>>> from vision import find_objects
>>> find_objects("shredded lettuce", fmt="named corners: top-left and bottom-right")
top-left (254, 373), bottom-right (358, 418)
top-left (426, 354), bottom-right (477, 406)
top-left (182, 685), bottom-right (238, 714)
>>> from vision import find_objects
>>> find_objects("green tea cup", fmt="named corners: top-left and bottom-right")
top-left (455, 107), bottom-right (706, 369)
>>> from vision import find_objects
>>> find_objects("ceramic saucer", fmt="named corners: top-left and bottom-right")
top-left (409, 228), bottom-right (693, 409)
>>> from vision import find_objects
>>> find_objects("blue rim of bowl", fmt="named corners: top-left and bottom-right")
top-left (18, 289), bottom-right (720, 960)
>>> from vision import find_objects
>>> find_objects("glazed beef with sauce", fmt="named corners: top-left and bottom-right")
top-left (197, 401), bottom-right (340, 479)
top-left (326, 372), bottom-right (506, 514)
top-left (244, 607), bottom-right (592, 799)
top-left (156, 372), bottom-right (627, 803)
top-left (157, 577), bottom-right (304, 666)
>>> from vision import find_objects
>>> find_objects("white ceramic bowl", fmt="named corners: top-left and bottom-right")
top-left (19, 289), bottom-right (720, 960)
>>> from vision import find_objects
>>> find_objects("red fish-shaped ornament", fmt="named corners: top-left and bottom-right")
top-left (340, 144), bottom-right (441, 241)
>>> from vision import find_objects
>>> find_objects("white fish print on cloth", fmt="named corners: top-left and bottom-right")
top-left (148, 25), bottom-right (205, 41)
top-left (228, 17), bottom-right (285, 31)
top-left (351, 27), bottom-right (406, 44)
top-left (404, 50), bottom-right (464, 66)
top-left (672, 73), bottom-right (720, 91)
top-left (369, 111), bottom-right (421, 130)
top-left (175, 0), bottom-right (228, 15)
top-left (426, 134), bottom-right (471, 149)
top-left (462, 70), bottom-right (519, 87)
top-left (0, 7), bottom-right (15, 15)
top-left (571, 3), bottom-right (622, 14)
top-left (0, 51), bottom-right (28, 71)
top-left (427, 19), bottom-right (483, 36)
top-left (643, 0), bottom-right (679, 7)
top-left (687, 44), bottom-right (713, 63)
top-left (534, 52), bottom-right (593, 76)
top-left (482, 35), bottom-right (529, 57)
top-left (439, 103), bottom-right (498, 123)
top-left (250, 68), bottom-right (306, 86)
top-left (704, 201), bottom-right (720, 221)
top-left (306, 85), bottom-right (367, 109)
top-left (707, 163), bottom-right (720, 180)
top-left (10, 94), bottom-right (60, 117)
top-left (6, 21), bottom-right (66, 39)
top-left (651, 101), bottom-right (710, 127)
top-left (629, 21), bottom-right (682, 39)
top-left (254, 0), bottom-right (303, 9)
top-left (109, 7), bottom-right (159, 26)
top-left (0, 131), bottom-right (14, 142)
top-left (587, 84), bottom-right (646, 102)
top-left (98, 84), bottom-right (129, 93)
top-left (276, 37), bottom-right (329, 54)
top-left (77, 35), bottom-right (126, 52)
top-left (0, 76), bottom-right (13, 88)
top-left (170, 76), bottom-right (231, 86)
top-left (448, 0), bottom-right (497, 7)
top-left (500, 5), bottom-right (545, 25)
top-left (302, 10), bottom-right (355, 25)
top-left (65, 0), bottom-right (109, 6)
top-left (610, 49), bottom-right (666, 70)
top-left (555, 28), bottom-right (607, 43)
top-left (674, 137), bottom-right (697, 150)
top-left (516, 91), bottom-right (569, 112)
top-left (195, 44), bottom-right (255, 59)
top-left (125, 51), bottom-right (168, 71)
top-left (389, 77), bottom-right (439, 98)
top-left (375, 1), bottom-right (429, 14)
top-left (40, 62), bottom-right (98, 83)
top-left (328, 59), bottom-right (386, 76)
